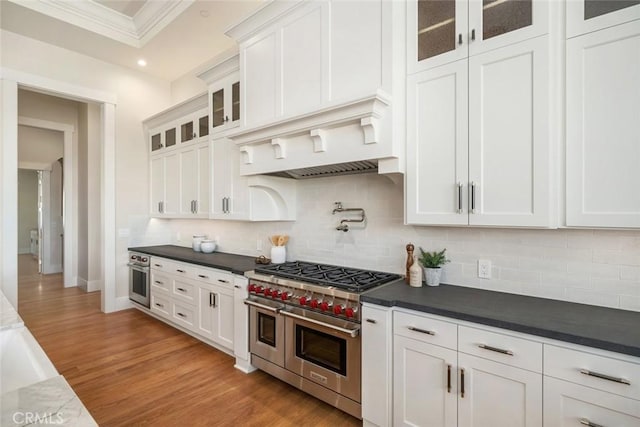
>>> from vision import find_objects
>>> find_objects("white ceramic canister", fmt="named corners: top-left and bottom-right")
top-left (271, 246), bottom-right (286, 264)
top-left (192, 235), bottom-right (206, 252)
top-left (200, 240), bottom-right (217, 254)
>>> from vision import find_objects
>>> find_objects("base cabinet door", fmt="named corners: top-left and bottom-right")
top-left (394, 335), bottom-right (458, 427)
top-left (457, 353), bottom-right (542, 427)
top-left (197, 283), bottom-right (234, 351)
top-left (544, 376), bottom-right (640, 427)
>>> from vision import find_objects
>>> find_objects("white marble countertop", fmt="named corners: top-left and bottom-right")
top-left (0, 291), bottom-right (24, 331)
top-left (0, 376), bottom-right (97, 427)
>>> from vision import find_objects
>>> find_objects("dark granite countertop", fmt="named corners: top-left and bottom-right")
top-left (129, 245), bottom-right (259, 275)
top-left (361, 282), bottom-right (640, 358)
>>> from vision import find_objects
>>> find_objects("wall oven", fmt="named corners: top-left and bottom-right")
top-left (128, 252), bottom-right (150, 308)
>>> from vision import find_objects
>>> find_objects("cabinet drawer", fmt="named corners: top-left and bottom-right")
top-left (394, 311), bottom-right (457, 350)
top-left (150, 272), bottom-right (171, 294)
top-left (172, 279), bottom-right (196, 303)
top-left (150, 294), bottom-right (171, 319)
top-left (172, 301), bottom-right (196, 331)
top-left (151, 258), bottom-right (196, 278)
top-left (193, 266), bottom-right (233, 289)
top-left (458, 325), bottom-right (542, 373)
top-left (545, 344), bottom-right (640, 400)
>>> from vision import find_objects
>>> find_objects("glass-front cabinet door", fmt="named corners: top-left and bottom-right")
top-left (150, 130), bottom-right (163, 152)
top-left (409, 0), bottom-right (547, 72)
top-left (567, 0), bottom-right (640, 37)
top-left (210, 75), bottom-right (241, 135)
top-left (212, 88), bottom-right (225, 130)
top-left (180, 118), bottom-right (195, 143)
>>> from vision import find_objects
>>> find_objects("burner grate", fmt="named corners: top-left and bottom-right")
top-left (254, 261), bottom-right (401, 291)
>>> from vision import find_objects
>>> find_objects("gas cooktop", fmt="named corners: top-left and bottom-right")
top-left (254, 261), bottom-right (401, 292)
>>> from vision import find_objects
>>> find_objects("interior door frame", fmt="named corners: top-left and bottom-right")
top-left (1, 68), bottom-right (118, 313)
top-left (19, 116), bottom-right (74, 282)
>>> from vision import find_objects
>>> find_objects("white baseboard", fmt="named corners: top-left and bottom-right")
top-left (77, 277), bottom-right (88, 292)
top-left (234, 357), bottom-right (257, 374)
top-left (115, 296), bottom-right (133, 311)
top-left (87, 279), bottom-right (102, 292)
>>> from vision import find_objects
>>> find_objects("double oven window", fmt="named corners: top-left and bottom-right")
top-left (295, 325), bottom-right (347, 376)
top-left (258, 312), bottom-right (277, 347)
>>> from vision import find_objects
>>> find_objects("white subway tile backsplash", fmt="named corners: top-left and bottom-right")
top-left (141, 173), bottom-right (640, 313)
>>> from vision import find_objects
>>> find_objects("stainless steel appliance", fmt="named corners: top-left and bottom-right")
top-left (128, 252), bottom-right (150, 308)
top-left (245, 261), bottom-right (401, 419)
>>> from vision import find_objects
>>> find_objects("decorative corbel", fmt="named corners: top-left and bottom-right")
top-left (310, 129), bottom-right (327, 152)
top-left (240, 146), bottom-right (254, 165)
top-left (360, 117), bottom-right (379, 145)
top-left (271, 138), bottom-right (287, 159)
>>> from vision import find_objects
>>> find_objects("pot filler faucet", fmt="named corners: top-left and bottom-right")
top-left (333, 202), bottom-right (366, 232)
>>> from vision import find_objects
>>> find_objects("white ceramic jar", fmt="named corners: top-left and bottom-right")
top-left (200, 240), bottom-right (216, 253)
top-left (271, 246), bottom-right (286, 264)
top-left (192, 235), bottom-right (206, 252)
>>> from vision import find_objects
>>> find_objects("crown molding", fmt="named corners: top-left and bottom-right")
top-left (7, 0), bottom-right (194, 48)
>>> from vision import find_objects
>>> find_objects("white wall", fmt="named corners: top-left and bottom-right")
top-left (17, 169), bottom-right (38, 254)
top-left (18, 125), bottom-right (64, 169)
top-left (1, 29), bottom-right (172, 304)
top-left (139, 173), bottom-right (640, 312)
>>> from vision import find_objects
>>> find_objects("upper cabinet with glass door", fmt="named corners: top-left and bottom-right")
top-left (407, 0), bottom-right (548, 73)
top-left (210, 75), bottom-right (240, 135)
top-left (567, 0), bottom-right (640, 38)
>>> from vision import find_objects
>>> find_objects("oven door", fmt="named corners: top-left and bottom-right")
top-left (246, 299), bottom-right (285, 368)
top-left (282, 308), bottom-right (361, 403)
top-left (128, 263), bottom-right (149, 308)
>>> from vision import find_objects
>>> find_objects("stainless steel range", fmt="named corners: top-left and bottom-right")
top-left (245, 261), bottom-right (401, 419)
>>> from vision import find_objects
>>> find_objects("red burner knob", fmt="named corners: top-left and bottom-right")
top-left (333, 305), bottom-right (343, 315)
top-left (310, 299), bottom-right (319, 309)
top-left (271, 290), bottom-right (281, 299)
top-left (320, 301), bottom-right (330, 312)
top-left (281, 292), bottom-right (290, 301)
top-left (345, 307), bottom-right (355, 318)
top-left (299, 296), bottom-right (308, 306)
top-left (263, 288), bottom-right (272, 296)
top-left (254, 286), bottom-right (264, 294)
top-left (248, 284), bottom-right (256, 293)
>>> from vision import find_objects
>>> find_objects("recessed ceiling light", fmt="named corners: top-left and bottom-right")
top-left (137, 59), bottom-right (147, 67)
top-left (199, 10), bottom-right (210, 17)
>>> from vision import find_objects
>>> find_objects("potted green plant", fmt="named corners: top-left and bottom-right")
top-left (418, 248), bottom-right (450, 286)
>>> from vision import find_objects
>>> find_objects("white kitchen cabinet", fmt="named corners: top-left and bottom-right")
top-left (407, 0), bottom-right (548, 73)
top-left (196, 280), bottom-right (234, 351)
top-left (394, 335), bottom-right (458, 427)
top-left (567, 0), bottom-right (640, 38)
top-left (566, 20), bottom-right (640, 228)
top-left (210, 73), bottom-right (240, 135)
top-left (407, 36), bottom-right (552, 227)
top-left (150, 152), bottom-right (179, 217)
top-left (232, 275), bottom-right (252, 372)
top-left (544, 376), bottom-right (640, 427)
top-left (362, 304), bottom-right (393, 427)
top-left (179, 142), bottom-right (209, 218)
top-left (457, 353), bottom-right (542, 427)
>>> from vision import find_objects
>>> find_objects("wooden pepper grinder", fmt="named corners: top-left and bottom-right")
top-left (406, 243), bottom-right (415, 284)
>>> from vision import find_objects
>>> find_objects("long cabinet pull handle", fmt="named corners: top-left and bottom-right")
top-left (447, 364), bottom-right (452, 393)
top-left (365, 319), bottom-right (377, 324)
top-left (211, 293), bottom-right (217, 308)
top-left (177, 287), bottom-right (187, 292)
top-left (580, 418), bottom-right (605, 427)
top-left (457, 182), bottom-right (463, 213)
top-left (234, 285), bottom-right (241, 289)
top-left (198, 274), bottom-right (209, 279)
top-left (471, 29), bottom-right (476, 41)
top-left (155, 303), bottom-right (164, 308)
top-left (176, 269), bottom-right (186, 273)
top-left (470, 182), bottom-right (477, 213)
top-left (460, 368), bottom-right (465, 398)
top-left (177, 312), bottom-right (186, 318)
top-left (221, 197), bottom-right (225, 213)
top-left (458, 33), bottom-right (462, 45)
top-left (194, 200), bottom-right (198, 214)
top-left (218, 279), bottom-right (230, 284)
top-left (154, 264), bottom-right (162, 267)
top-left (579, 369), bottom-right (631, 385)
top-left (478, 344), bottom-right (514, 356)
top-left (407, 326), bottom-right (435, 336)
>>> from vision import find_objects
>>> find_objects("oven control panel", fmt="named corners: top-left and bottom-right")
top-left (248, 280), bottom-right (360, 322)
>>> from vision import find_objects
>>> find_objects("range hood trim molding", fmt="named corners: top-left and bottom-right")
top-left (227, 90), bottom-right (391, 147)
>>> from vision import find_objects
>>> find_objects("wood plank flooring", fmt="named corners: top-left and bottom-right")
top-left (17, 255), bottom-right (362, 426)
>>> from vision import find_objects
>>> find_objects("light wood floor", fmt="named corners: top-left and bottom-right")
top-left (17, 255), bottom-right (362, 426)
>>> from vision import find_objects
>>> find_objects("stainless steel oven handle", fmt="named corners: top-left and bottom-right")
top-left (244, 299), bottom-right (282, 313)
top-left (280, 310), bottom-right (360, 338)
top-left (127, 263), bottom-right (149, 272)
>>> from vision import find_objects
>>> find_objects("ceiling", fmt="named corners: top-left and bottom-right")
top-left (0, 0), bottom-right (263, 81)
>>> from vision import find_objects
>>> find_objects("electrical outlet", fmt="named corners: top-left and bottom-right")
top-left (478, 259), bottom-right (491, 279)
top-left (257, 239), bottom-right (263, 251)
